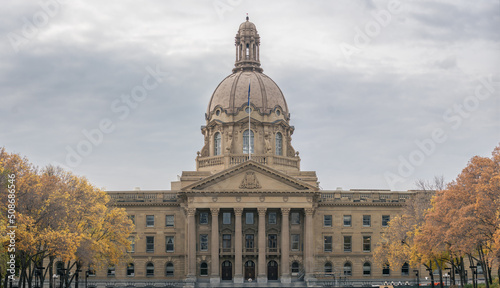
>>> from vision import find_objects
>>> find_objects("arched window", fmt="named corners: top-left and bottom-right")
top-left (243, 130), bottom-right (254, 154)
top-left (401, 263), bottom-right (409, 276)
top-left (200, 262), bottom-right (208, 276)
top-left (214, 132), bottom-right (221, 155)
top-left (477, 262), bottom-right (483, 275)
top-left (146, 262), bottom-right (154, 276)
top-left (291, 262), bottom-right (300, 274)
top-left (344, 262), bottom-right (352, 276)
top-left (363, 262), bottom-right (371, 276)
top-left (324, 262), bottom-right (333, 274)
top-left (246, 43), bottom-right (250, 58)
top-left (275, 132), bottom-right (283, 156)
top-left (165, 263), bottom-right (174, 277)
top-left (382, 263), bottom-right (390, 276)
top-left (56, 262), bottom-right (64, 276)
top-left (126, 263), bottom-right (134, 276)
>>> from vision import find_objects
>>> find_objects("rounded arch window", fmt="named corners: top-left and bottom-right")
top-left (200, 262), bottom-right (209, 276)
top-left (165, 262), bottom-right (174, 277)
top-left (146, 262), bottom-right (154, 276)
top-left (275, 132), bottom-right (283, 156)
top-left (126, 263), bottom-right (134, 276)
top-left (343, 262), bottom-right (352, 276)
top-left (382, 263), bottom-right (390, 276)
top-left (243, 130), bottom-right (254, 154)
top-left (401, 263), bottom-right (409, 276)
top-left (324, 262), bottom-right (333, 274)
top-left (291, 262), bottom-right (300, 274)
top-left (55, 261), bottom-right (64, 276)
top-left (214, 132), bottom-right (221, 156)
top-left (363, 262), bottom-right (371, 276)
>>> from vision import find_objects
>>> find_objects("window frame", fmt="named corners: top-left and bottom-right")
top-left (324, 235), bottom-right (333, 252)
top-left (146, 215), bottom-right (155, 227)
top-left (146, 262), bottom-right (154, 277)
top-left (165, 263), bottom-right (174, 277)
top-left (324, 215), bottom-right (332, 227)
top-left (200, 262), bottom-right (208, 276)
top-left (165, 215), bottom-right (175, 227)
top-left (363, 262), bottom-right (371, 276)
top-left (126, 263), bottom-right (135, 277)
top-left (363, 236), bottom-right (371, 252)
top-left (245, 212), bottom-right (254, 225)
top-left (146, 236), bottom-right (155, 253)
top-left (243, 129), bottom-right (254, 154)
top-left (275, 132), bottom-right (283, 156)
top-left (268, 212), bottom-right (277, 224)
top-left (343, 235), bottom-right (352, 252)
top-left (128, 237), bottom-right (135, 253)
top-left (291, 234), bottom-right (300, 251)
top-left (200, 234), bottom-right (209, 251)
top-left (343, 215), bottom-right (352, 227)
top-left (165, 236), bottom-right (174, 252)
top-left (222, 212), bottom-right (231, 225)
top-left (363, 215), bottom-right (371, 227)
top-left (291, 212), bottom-right (300, 225)
top-left (382, 215), bottom-right (390, 227)
top-left (214, 132), bottom-right (222, 156)
top-left (199, 212), bottom-right (209, 225)
top-left (344, 262), bottom-right (352, 276)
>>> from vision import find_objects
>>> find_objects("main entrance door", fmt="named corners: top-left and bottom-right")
top-left (222, 261), bottom-right (232, 280)
top-left (267, 260), bottom-right (278, 280)
top-left (244, 260), bottom-right (255, 280)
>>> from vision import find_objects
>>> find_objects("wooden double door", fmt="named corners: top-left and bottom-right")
top-left (244, 260), bottom-right (255, 280)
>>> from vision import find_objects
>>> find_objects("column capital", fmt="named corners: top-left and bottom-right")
top-left (186, 208), bottom-right (196, 216)
top-left (257, 207), bottom-right (267, 216)
top-left (234, 207), bottom-right (243, 216)
top-left (210, 207), bottom-right (220, 215)
top-left (305, 208), bottom-right (315, 216)
top-left (281, 207), bottom-right (291, 215)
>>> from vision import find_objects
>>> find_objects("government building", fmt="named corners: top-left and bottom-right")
top-left (98, 17), bottom-right (421, 287)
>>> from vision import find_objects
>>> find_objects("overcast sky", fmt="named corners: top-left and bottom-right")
top-left (1, 0), bottom-right (499, 192)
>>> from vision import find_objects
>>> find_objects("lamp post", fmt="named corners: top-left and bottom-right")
top-left (59, 268), bottom-right (66, 288)
top-left (445, 268), bottom-right (452, 286)
top-left (469, 266), bottom-right (477, 288)
top-left (85, 270), bottom-right (89, 288)
top-left (53, 274), bottom-right (59, 288)
top-left (426, 267), bottom-right (434, 287)
top-left (414, 270), bottom-right (420, 287)
top-left (444, 273), bottom-right (449, 287)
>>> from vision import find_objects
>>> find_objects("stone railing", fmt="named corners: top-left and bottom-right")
top-left (320, 190), bottom-right (416, 204)
top-left (197, 154), bottom-right (300, 170)
top-left (108, 191), bottom-right (178, 203)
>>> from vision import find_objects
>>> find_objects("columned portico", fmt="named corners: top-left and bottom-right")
top-left (257, 207), bottom-right (267, 283)
top-left (280, 208), bottom-right (291, 284)
top-left (234, 208), bottom-right (244, 283)
top-left (210, 208), bottom-right (220, 284)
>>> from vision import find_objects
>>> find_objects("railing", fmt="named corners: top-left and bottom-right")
top-left (108, 192), bottom-right (177, 203)
top-left (320, 191), bottom-right (415, 204)
top-left (198, 155), bottom-right (224, 168)
top-left (197, 154), bottom-right (300, 170)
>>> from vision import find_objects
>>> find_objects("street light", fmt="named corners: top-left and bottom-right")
top-left (444, 273), bottom-right (449, 287)
top-left (52, 274), bottom-right (59, 288)
top-left (414, 270), bottom-right (420, 287)
top-left (58, 268), bottom-right (66, 288)
top-left (469, 266), bottom-right (477, 288)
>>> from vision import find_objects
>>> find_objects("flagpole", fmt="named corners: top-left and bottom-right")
top-left (248, 78), bottom-right (251, 160)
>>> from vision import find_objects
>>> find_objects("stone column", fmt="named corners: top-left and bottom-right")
top-left (281, 208), bottom-right (291, 284)
top-left (210, 208), bottom-right (220, 284)
top-left (186, 208), bottom-right (197, 281)
top-left (234, 208), bottom-right (244, 283)
top-left (304, 208), bottom-right (315, 280)
top-left (257, 207), bottom-right (267, 283)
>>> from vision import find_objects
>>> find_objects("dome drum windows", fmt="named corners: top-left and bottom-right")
top-left (214, 132), bottom-right (221, 156)
top-left (275, 132), bottom-right (283, 156)
top-left (243, 130), bottom-right (254, 154)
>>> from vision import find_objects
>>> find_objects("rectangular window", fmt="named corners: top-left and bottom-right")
top-left (245, 234), bottom-right (254, 251)
top-left (165, 215), bottom-right (175, 227)
top-left (363, 236), bottom-right (371, 252)
top-left (200, 234), bottom-right (208, 251)
top-left (107, 266), bottom-right (115, 276)
top-left (146, 236), bottom-right (154, 253)
top-left (291, 212), bottom-right (300, 224)
top-left (223, 212), bottom-right (231, 225)
top-left (344, 236), bottom-right (352, 252)
top-left (246, 212), bottom-right (254, 224)
top-left (324, 236), bottom-right (333, 252)
top-left (382, 215), bottom-right (390, 227)
top-left (200, 212), bottom-right (208, 224)
top-left (268, 212), bottom-right (277, 224)
top-left (363, 215), bottom-right (371, 227)
top-left (268, 234), bottom-right (277, 251)
top-left (383, 264), bottom-right (390, 276)
top-left (128, 237), bottom-right (135, 253)
top-left (324, 215), bottom-right (332, 227)
top-left (165, 236), bottom-right (174, 252)
top-left (222, 234), bottom-right (231, 251)
top-left (343, 215), bottom-right (352, 227)
top-left (291, 234), bottom-right (300, 251)
top-left (146, 215), bottom-right (154, 227)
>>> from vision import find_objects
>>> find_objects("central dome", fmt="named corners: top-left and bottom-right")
top-left (207, 70), bottom-right (289, 117)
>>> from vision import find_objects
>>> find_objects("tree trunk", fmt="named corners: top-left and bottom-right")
top-left (434, 259), bottom-right (444, 288)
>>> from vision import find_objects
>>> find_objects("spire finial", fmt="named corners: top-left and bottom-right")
top-left (246, 13), bottom-right (249, 21)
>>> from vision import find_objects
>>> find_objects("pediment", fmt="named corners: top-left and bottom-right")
top-left (181, 161), bottom-right (317, 192)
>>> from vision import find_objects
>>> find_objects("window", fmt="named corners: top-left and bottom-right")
top-left (200, 234), bottom-right (208, 251)
top-left (165, 236), bottom-right (174, 252)
top-left (292, 262), bottom-right (300, 274)
top-left (268, 234), bottom-right (277, 251)
top-left (165, 215), bottom-right (174, 227)
top-left (146, 262), bottom-right (154, 276)
top-left (200, 262), bottom-right (208, 276)
top-left (275, 132), bottom-right (283, 156)
top-left (382, 215), bottom-right (390, 227)
top-left (128, 237), bottom-right (135, 253)
top-left (129, 215), bottom-right (135, 225)
top-left (363, 236), bottom-right (371, 252)
top-left (477, 262), bottom-right (483, 274)
top-left (324, 236), bottom-right (332, 252)
top-left (291, 212), bottom-right (300, 224)
top-left (363, 262), bottom-right (371, 276)
top-left (223, 212), bottom-right (231, 225)
top-left (126, 263), bottom-right (134, 276)
top-left (291, 234), bottom-right (300, 251)
top-left (243, 130), bottom-right (254, 154)
top-left (268, 212), bottom-right (277, 224)
top-left (146, 236), bottom-right (154, 253)
top-left (146, 215), bottom-right (154, 227)
top-left (324, 215), bottom-right (332, 227)
top-left (245, 234), bottom-right (254, 250)
top-left (214, 132), bottom-right (221, 156)
top-left (344, 236), bottom-right (352, 252)
top-left (222, 234), bottom-right (231, 251)
top-left (165, 263), bottom-right (174, 277)
top-left (363, 215), bottom-right (371, 227)
top-left (200, 212), bottom-right (209, 225)
top-left (401, 263), bottom-right (409, 276)
top-left (107, 265), bottom-right (115, 277)
top-left (344, 262), bottom-right (352, 276)
top-left (56, 261), bottom-right (64, 276)
top-left (324, 262), bottom-right (333, 274)
top-left (245, 212), bottom-right (254, 224)
top-left (343, 215), bottom-right (352, 227)
top-left (383, 263), bottom-right (390, 276)
top-left (88, 267), bottom-right (96, 277)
